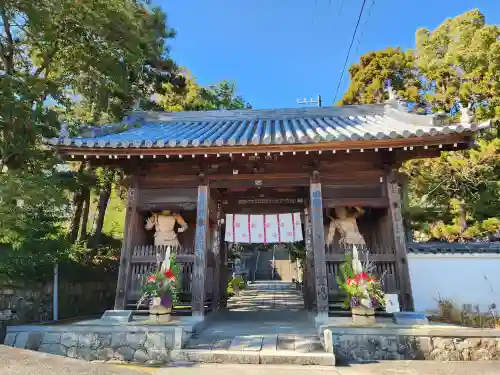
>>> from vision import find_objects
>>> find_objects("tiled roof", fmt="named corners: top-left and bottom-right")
top-left (408, 242), bottom-right (500, 255)
top-left (45, 104), bottom-right (488, 150)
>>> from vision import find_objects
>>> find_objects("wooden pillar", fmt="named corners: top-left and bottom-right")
top-left (192, 184), bottom-right (210, 318)
top-left (212, 202), bottom-right (222, 311)
top-left (386, 172), bottom-right (414, 310)
top-left (309, 172), bottom-right (329, 321)
top-left (304, 207), bottom-right (314, 310)
top-left (114, 178), bottom-right (138, 310)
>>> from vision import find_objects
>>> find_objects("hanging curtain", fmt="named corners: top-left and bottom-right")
top-left (224, 213), bottom-right (302, 243)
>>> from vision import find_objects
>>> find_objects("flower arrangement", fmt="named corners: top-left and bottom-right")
top-left (336, 247), bottom-right (385, 310)
top-left (137, 253), bottom-right (180, 308)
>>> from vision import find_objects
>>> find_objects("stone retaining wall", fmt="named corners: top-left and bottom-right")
top-left (4, 325), bottom-right (186, 365)
top-left (0, 281), bottom-right (116, 324)
top-left (322, 326), bottom-right (500, 362)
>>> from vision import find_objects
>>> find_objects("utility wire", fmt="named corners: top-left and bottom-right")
top-left (333, 0), bottom-right (369, 103)
top-left (355, 0), bottom-right (376, 54)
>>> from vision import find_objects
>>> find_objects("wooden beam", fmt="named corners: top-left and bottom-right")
top-left (323, 197), bottom-right (389, 208)
top-left (192, 184), bottom-right (210, 318)
top-left (114, 177), bottom-right (139, 309)
top-left (309, 172), bottom-right (329, 320)
top-left (386, 173), bottom-right (414, 311)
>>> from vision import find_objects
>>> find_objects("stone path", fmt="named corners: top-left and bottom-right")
top-left (149, 362), bottom-right (500, 375)
top-left (174, 281), bottom-right (332, 365)
top-left (0, 345), bottom-right (144, 375)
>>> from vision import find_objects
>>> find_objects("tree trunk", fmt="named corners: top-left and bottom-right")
top-left (92, 181), bottom-right (112, 243)
top-left (68, 162), bottom-right (86, 243)
top-left (79, 187), bottom-right (91, 241)
top-left (69, 192), bottom-right (84, 243)
top-left (458, 202), bottom-right (467, 233)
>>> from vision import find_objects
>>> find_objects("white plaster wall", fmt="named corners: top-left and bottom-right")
top-left (408, 254), bottom-right (500, 312)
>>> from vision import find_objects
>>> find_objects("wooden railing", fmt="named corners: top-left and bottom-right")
top-left (324, 244), bottom-right (399, 296)
top-left (128, 245), bottom-right (196, 301)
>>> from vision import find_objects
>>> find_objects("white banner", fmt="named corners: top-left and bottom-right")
top-left (224, 213), bottom-right (302, 243)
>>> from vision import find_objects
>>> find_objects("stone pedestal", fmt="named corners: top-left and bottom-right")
top-left (150, 298), bottom-right (172, 323)
top-left (351, 306), bottom-right (375, 326)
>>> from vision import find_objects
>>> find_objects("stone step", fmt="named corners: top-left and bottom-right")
top-left (170, 349), bottom-right (335, 366)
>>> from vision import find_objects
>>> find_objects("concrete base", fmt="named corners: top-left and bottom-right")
top-left (320, 317), bottom-right (500, 362)
top-left (314, 312), bottom-right (329, 326)
top-left (4, 316), bottom-right (195, 364)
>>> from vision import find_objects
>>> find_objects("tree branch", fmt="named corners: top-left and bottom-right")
top-left (33, 42), bottom-right (59, 77)
top-left (0, 7), bottom-right (14, 73)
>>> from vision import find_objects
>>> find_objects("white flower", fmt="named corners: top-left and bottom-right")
top-left (160, 246), bottom-right (171, 272)
top-left (361, 298), bottom-right (371, 308)
top-left (351, 245), bottom-right (363, 274)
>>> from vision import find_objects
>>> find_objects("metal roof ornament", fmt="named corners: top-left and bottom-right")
top-left (431, 111), bottom-right (449, 127)
top-left (385, 83), bottom-right (409, 112)
top-left (387, 85), bottom-right (397, 103)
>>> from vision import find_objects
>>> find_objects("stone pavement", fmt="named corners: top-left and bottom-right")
top-left (149, 362), bottom-right (500, 375)
top-left (174, 281), bottom-right (331, 365)
top-left (0, 345), bottom-right (144, 375)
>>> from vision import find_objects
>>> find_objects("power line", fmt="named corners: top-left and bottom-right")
top-left (333, 0), bottom-right (369, 104)
top-left (355, 0), bottom-right (376, 54)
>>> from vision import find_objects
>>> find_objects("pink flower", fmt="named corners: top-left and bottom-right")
top-left (347, 278), bottom-right (358, 286)
top-left (147, 275), bottom-right (156, 283)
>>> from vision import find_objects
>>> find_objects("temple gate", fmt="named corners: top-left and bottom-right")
top-left (46, 101), bottom-right (488, 321)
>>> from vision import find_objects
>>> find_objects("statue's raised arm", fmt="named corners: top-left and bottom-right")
top-left (174, 214), bottom-right (188, 233)
top-left (331, 206), bottom-right (366, 248)
top-left (146, 210), bottom-right (186, 248)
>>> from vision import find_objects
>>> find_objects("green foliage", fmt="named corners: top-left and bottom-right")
top-left (0, 0), bottom-right (176, 279)
top-left (336, 253), bottom-right (385, 309)
top-left (340, 47), bottom-right (419, 105)
top-left (336, 252), bottom-right (355, 287)
top-left (341, 9), bottom-right (500, 241)
top-left (227, 275), bottom-right (245, 295)
top-left (0, 0), bottom-right (249, 284)
top-left (285, 242), bottom-right (306, 262)
top-left (138, 254), bottom-right (180, 306)
top-left (158, 69), bottom-right (250, 111)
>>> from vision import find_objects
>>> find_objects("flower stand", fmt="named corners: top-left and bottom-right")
top-left (351, 306), bottom-right (376, 326)
top-left (149, 295), bottom-right (172, 323)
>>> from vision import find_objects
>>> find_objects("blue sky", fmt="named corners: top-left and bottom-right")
top-left (159, 0), bottom-right (499, 109)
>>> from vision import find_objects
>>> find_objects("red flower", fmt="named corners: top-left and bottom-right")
top-left (356, 272), bottom-right (369, 281)
top-left (164, 269), bottom-right (175, 279)
top-left (347, 278), bottom-right (358, 286)
top-left (147, 275), bottom-right (156, 283)
top-left (368, 278), bottom-right (376, 284)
